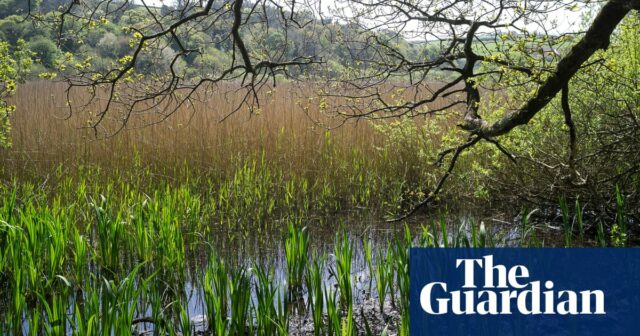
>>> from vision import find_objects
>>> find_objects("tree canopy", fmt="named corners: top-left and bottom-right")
top-left (0, 39), bottom-right (32, 147)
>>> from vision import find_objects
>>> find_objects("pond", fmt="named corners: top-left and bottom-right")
top-left (0, 205), bottom-right (531, 335)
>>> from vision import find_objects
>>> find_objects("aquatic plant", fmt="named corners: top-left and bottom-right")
top-left (229, 267), bottom-right (252, 335)
top-left (575, 199), bottom-right (584, 241)
top-left (254, 264), bottom-right (289, 336)
top-left (374, 244), bottom-right (393, 314)
top-left (284, 221), bottom-right (309, 298)
top-left (203, 256), bottom-right (229, 335)
top-left (325, 286), bottom-right (341, 336)
top-left (331, 232), bottom-right (353, 311)
top-left (306, 252), bottom-right (325, 336)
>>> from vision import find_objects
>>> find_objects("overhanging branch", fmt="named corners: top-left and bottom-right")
top-left (465, 0), bottom-right (637, 138)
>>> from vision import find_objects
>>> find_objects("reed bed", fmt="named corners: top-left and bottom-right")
top-left (2, 81), bottom-right (468, 218)
top-left (3, 81), bottom-right (388, 176)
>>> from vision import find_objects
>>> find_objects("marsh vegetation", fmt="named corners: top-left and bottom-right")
top-left (1, 76), bottom-right (638, 335)
top-left (1, 0), bottom-right (640, 335)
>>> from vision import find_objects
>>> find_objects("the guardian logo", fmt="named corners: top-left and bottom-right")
top-left (419, 255), bottom-right (605, 316)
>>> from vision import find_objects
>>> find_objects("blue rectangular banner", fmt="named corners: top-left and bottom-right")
top-left (410, 248), bottom-right (640, 335)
